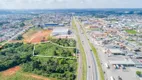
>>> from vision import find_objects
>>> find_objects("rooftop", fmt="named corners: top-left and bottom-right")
top-left (52, 27), bottom-right (69, 33)
top-left (109, 48), bottom-right (124, 54)
top-left (109, 59), bottom-right (135, 65)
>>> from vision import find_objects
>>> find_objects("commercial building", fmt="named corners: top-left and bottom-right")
top-left (134, 52), bottom-right (142, 59)
top-left (91, 31), bottom-right (107, 38)
top-left (51, 28), bottom-right (70, 36)
top-left (44, 23), bottom-right (64, 27)
top-left (107, 48), bottom-right (125, 55)
top-left (109, 59), bottom-right (142, 68)
top-left (109, 59), bottom-right (135, 67)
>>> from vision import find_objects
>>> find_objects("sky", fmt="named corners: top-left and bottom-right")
top-left (0, 0), bottom-right (142, 9)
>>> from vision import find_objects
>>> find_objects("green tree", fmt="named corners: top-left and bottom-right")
top-left (20, 23), bottom-right (25, 27)
top-left (136, 71), bottom-right (141, 76)
top-left (16, 35), bottom-right (23, 40)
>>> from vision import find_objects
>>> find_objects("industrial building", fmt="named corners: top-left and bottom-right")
top-left (44, 23), bottom-right (64, 27)
top-left (109, 59), bottom-right (142, 68)
top-left (109, 59), bottom-right (135, 67)
top-left (51, 27), bottom-right (70, 36)
top-left (107, 48), bottom-right (125, 55)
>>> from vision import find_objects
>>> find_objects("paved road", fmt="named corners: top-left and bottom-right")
top-left (71, 19), bottom-right (83, 80)
top-left (73, 17), bottom-right (98, 80)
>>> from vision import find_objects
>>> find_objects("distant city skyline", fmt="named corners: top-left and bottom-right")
top-left (0, 0), bottom-right (142, 9)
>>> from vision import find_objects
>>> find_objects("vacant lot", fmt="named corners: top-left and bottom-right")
top-left (2, 66), bottom-right (20, 76)
top-left (23, 28), bottom-right (40, 42)
top-left (34, 39), bottom-right (76, 57)
top-left (30, 30), bottom-right (52, 43)
top-left (23, 29), bottom-right (52, 43)
top-left (35, 42), bottom-right (75, 57)
top-left (0, 66), bottom-right (51, 80)
top-left (125, 29), bottom-right (137, 34)
top-left (0, 39), bottom-right (77, 80)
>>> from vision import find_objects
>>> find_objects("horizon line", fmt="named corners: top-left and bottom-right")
top-left (0, 8), bottom-right (142, 10)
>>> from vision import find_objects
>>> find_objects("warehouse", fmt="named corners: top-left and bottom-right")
top-left (109, 59), bottom-right (142, 68)
top-left (51, 27), bottom-right (70, 36)
top-left (107, 48), bottom-right (125, 55)
top-left (109, 59), bottom-right (135, 67)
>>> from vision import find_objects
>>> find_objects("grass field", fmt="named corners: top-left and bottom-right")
top-left (0, 66), bottom-right (53, 80)
top-left (34, 42), bottom-right (76, 57)
top-left (125, 29), bottom-right (137, 34)
top-left (0, 41), bottom-right (6, 46)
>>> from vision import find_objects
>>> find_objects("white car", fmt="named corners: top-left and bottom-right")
top-left (110, 76), bottom-right (115, 80)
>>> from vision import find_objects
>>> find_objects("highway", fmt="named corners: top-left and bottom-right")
top-left (73, 17), bottom-right (98, 80)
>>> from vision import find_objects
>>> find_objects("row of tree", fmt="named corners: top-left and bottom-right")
top-left (50, 38), bottom-right (76, 47)
top-left (22, 58), bottom-right (77, 80)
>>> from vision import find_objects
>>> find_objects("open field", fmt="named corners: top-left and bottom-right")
top-left (23, 28), bottom-right (40, 40)
top-left (125, 29), bottom-right (137, 34)
top-left (34, 39), bottom-right (76, 57)
top-left (29, 30), bottom-right (52, 43)
top-left (23, 28), bottom-right (52, 43)
top-left (0, 40), bottom-right (77, 80)
top-left (0, 66), bottom-right (52, 80)
top-left (2, 66), bottom-right (20, 76)
top-left (0, 41), bottom-right (6, 46)
top-left (23, 28), bottom-right (40, 43)
top-left (9, 40), bottom-right (22, 43)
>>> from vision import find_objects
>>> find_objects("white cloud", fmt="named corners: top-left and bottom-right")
top-left (0, 0), bottom-right (141, 9)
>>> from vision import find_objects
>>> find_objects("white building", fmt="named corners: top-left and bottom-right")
top-left (107, 48), bottom-right (125, 55)
top-left (52, 28), bottom-right (69, 36)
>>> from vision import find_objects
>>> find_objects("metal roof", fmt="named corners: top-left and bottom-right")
top-left (109, 59), bottom-right (135, 65)
top-left (109, 48), bottom-right (124, 54)
top-left (52, 28), bottom-right (69, 33)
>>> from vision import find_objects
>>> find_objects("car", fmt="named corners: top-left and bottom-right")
top-left (110, 76), bottom-right (115, 80)
top-left (118, 76), bottom-right (122, 80)
top-left (105, 63), bottom-right (110, 69)
top-left (88, 66), bottom-right (91, 68)
top-left (113, 65), bottom-right (117, 69)
top-left (116, 65), bottom-right (120, 69)
top-left (121, 65), bottom-right (125, 69)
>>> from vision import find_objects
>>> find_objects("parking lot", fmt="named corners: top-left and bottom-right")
top-left (92, 40), bottom-right (138, 80)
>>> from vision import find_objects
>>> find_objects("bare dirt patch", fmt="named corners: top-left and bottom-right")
top-left (2, 66), bottom-right (20, 76)
top-left (23, 28), bottom-right (39, 42)
top-left (23, 29), bottom-right (52, 43)
top-left (24, 74), bottom-right (50, 80)
top-left (9, 40), bottom-right (22, 43)
top-left (1, 66), bottom-right (51, 80)
top-left (28, 30), bottom-right (52, 43)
